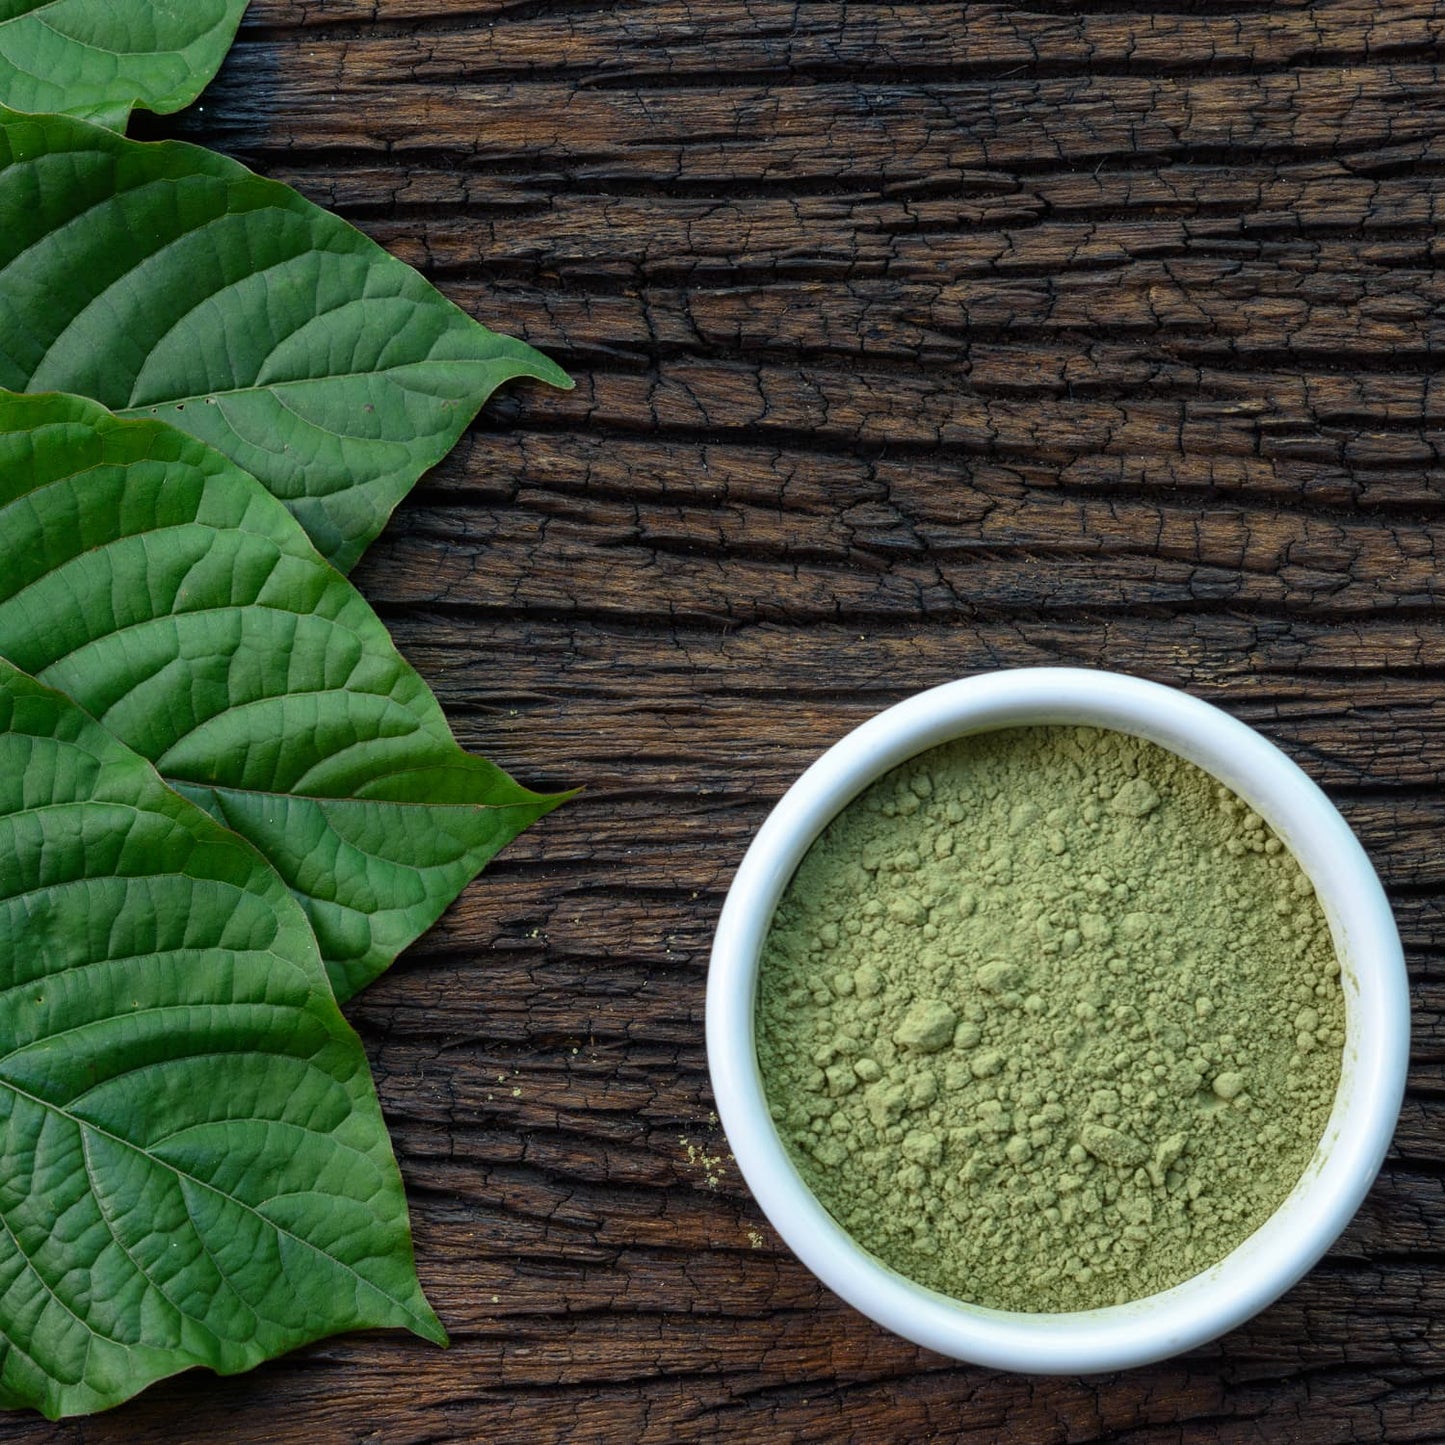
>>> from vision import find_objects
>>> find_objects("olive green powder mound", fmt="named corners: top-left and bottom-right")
top-left (756, 725), bottom-right (1346, 1313)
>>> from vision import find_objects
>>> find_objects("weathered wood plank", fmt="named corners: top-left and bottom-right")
top-left (179, 68), bottom-right (1445, 177)
top-left (345, 433), bottom-right (1445, 625)
top-left (469, 362), bottom-right (1445, 462)
top-left (241, 0), bottom-right (1445, 78)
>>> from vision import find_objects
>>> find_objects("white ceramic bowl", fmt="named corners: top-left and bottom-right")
top-left (706, 667), bottom-right (1409, 1373)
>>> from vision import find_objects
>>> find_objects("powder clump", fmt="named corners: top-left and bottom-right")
top-left (755, 726), bottom-right (1346, 1313)
top-left (895, 999), bottom-right (957, 1053)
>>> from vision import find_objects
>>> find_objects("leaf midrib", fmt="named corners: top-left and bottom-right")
top-left (0, 3), bottom-right (229, 66)
top-left (0, 1069), bottom-right (434, 1340)
top-left (25, 13), bottom-right (143, 68)
top-left (193, 781), bottom-right (541, 813)
top-left (0, 941), bottom-right (288, 1014)
top-left (3, 167), bottom-right (486, 412)
top-left (0, 3), bottom-right (67, 33)
top-left (123, 356), bottom-right (501, 414)
top-left (2, 575), bottom-right (526, 811)
top-left (3, 177), bottom-right (358, 399)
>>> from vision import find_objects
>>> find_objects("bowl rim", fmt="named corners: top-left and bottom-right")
top-left (705, 666), bottom-right (1410, 1373)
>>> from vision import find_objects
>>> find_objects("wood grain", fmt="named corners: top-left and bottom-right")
top-left (12, 0), bottom-right (1445, 1438)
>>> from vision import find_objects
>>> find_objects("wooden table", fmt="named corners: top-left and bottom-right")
top-left (6, 0), bottom-right (1444, 1439)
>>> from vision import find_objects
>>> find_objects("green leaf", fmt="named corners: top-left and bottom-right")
top-left (0, 390), bottom-right (569, 1003)
top-left (0, 106), bottom-right (571, 573)
top-left (0, 656), bottom-right (445, 1420)
top-left (0, 1), bottom-right (250, 131)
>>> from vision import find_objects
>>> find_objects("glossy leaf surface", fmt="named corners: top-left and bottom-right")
top-left (0, 658), bottom-right (445, 1419)
top-left (0, 1), bottom-right (251, 130)
top-left (0, 391), bottom-right (566, 1002)
top-left (0, 107), bottom-right (570, 572)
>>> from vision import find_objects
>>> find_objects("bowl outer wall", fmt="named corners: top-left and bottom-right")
top-left (705, 667), bottom-right (1410, 1373)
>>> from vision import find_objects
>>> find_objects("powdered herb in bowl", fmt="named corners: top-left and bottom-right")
top-left (706, 668), bottom-right (1409, 1373)
top-left (756, 725), bottom-right (1344, 1313)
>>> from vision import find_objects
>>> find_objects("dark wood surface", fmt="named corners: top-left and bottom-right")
top-left (8, 0), bottom-right (1445, 1438)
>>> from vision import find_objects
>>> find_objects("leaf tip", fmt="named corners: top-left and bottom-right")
top-left (532, 355), bottom-right (575, 392)
top-left (532, 785), bottom-right (581, 821)
top-left (412, 1303), bottom-right (450, 1349)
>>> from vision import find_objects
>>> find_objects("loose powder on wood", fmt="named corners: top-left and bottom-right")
top-left (756, 725), bottom-right (1346, 1312)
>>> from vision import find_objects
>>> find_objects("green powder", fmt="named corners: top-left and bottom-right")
top-left (756, 726), bottom-right (1345, 1313)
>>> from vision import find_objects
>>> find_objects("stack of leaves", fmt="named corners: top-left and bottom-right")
top-left (0, 2), bottom-right (571, 1418)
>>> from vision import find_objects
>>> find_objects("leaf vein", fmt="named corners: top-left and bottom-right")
top-left (0, 1074), bottom-right (431, 1335)
top-left (77, 1127), bottom-right (201, 1340)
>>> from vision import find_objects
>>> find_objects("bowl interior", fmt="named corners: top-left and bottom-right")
top-left (706, 668), bottom-right (1409, 1373)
